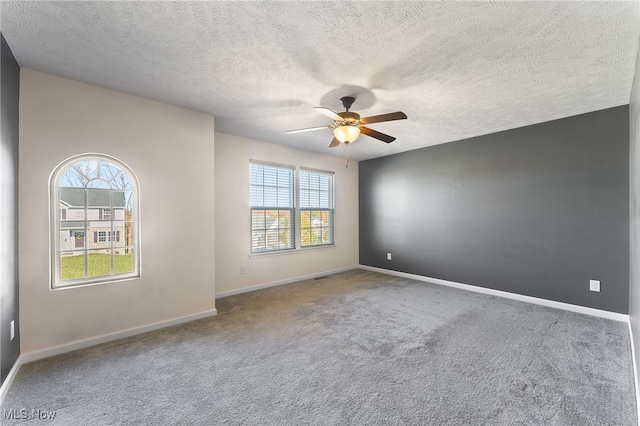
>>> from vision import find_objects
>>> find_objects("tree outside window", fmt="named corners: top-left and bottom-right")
top-left (51, 154), bottom-right (140, 288)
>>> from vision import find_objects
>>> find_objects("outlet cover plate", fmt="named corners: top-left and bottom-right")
top-left (589, 280), bottom-right (601, 292)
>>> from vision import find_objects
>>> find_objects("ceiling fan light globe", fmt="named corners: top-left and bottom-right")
top-left (334, 125), bottom-right (360, 143)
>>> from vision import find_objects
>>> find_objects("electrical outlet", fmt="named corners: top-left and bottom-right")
top-left (387, 253), bottom-right (392, 261)
top-left (240, 266), bottom-right (246, 275)
top-left (589, 280), bottom-right (601, 292)
top-left (10, 320), bottom-right (14, 340)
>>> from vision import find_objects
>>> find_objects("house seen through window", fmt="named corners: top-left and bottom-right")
top-left (51, 154), bottom-right (139, 289)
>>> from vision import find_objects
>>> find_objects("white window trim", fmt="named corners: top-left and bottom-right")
top-left (249, 161), bottom-right (296, 254)
top-left (299, 167), bottom-right (335, 249)
top-left (249, 160), bottom-right (336, 256)
top-left (49, 153), bottom-right (142, 290)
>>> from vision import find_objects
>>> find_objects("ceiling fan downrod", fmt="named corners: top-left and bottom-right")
top-left (340, 96), bottom-right (356, 112)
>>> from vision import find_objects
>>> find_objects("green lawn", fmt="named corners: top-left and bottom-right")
top-left (61, 253), bottom-right (134, 280)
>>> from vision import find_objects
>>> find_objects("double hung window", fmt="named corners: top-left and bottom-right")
top-left (300, 169), bottom-right (334, 247)
top-left (250, 161), bottom-right (335, 253)
top-left (250, 162), bottom-right (295, 253)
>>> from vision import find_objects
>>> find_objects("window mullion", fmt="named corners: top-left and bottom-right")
top-left (110, 190), bottom-right (114, 276)
top-left (295, 167), bottom-right (300, 249)
top-left (84, 188), bottom-right (89, 279)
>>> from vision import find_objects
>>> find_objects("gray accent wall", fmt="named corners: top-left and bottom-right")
top-left (0, 33), bottom-right (20, 384)
top-left (360, 106), bottom-right (629, 314)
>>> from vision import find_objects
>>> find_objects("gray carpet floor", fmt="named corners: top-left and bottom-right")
top-left (1, 269), bottom-right (637, 425)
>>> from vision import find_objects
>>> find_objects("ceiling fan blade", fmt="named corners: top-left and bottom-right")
top-left (360, 126), bottom-right (396, 143)
top-left (314, 107), bottom-right (342, 121)
top-left (286, 125), bottom-right (331, 134)
top-left (329, 137), bottom-right (340, 148)
top-left (360, 111), bottom-right (407, 125)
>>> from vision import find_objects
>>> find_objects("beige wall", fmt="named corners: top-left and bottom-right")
top-left (214, 132), bottom-right (359, 295)
top-left (19, 70), bottom-right (216, 353)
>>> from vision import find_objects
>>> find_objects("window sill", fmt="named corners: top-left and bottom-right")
top-left (249, 244), bottom-right (336, 258)
top-left (51, 274), bottom-right (141, 291)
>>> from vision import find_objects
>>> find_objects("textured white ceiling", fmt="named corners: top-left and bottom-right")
top-left (1, 1), bottom-right (639, 160)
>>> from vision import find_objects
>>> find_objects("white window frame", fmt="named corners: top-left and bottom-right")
top-left (299, 168), bottom-right (335, 248)
top-left (250, 161), bottom-right (296, 254)
top-left (249, 161), bottom-right (336, 255)
top-left (49, 153), bottom-right (141, 289)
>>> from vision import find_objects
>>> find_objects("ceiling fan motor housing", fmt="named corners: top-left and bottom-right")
top-left (338, 111), bottom-right (361, 125)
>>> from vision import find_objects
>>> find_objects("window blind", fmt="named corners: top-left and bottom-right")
top-left (300, 169), bottom-right (334, 247)
top-left (250, 162), bottom-right (295, 253)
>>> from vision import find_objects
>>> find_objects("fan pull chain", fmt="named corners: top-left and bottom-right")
top-left (345, 143), bottom-right (350, 168)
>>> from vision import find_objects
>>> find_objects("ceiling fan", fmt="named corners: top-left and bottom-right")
top-left (286, 96), bottom-right (407, 147)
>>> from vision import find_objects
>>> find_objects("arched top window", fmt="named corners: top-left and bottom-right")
top-left (50, 154), bottom-right (140, 289)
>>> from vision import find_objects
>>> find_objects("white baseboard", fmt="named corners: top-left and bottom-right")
top-left (215, 266), bottom-right (359, 299)
top-left (627, 320), bottom-right (640, 426)
top-left (360, 265), bottom-right (629, 322)
top-left (0, 354), bottom-right (23, 405)
top-left (20, 308), bottom-right (217, 365)
top-left (0, 308), bottom-right (217, 405)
